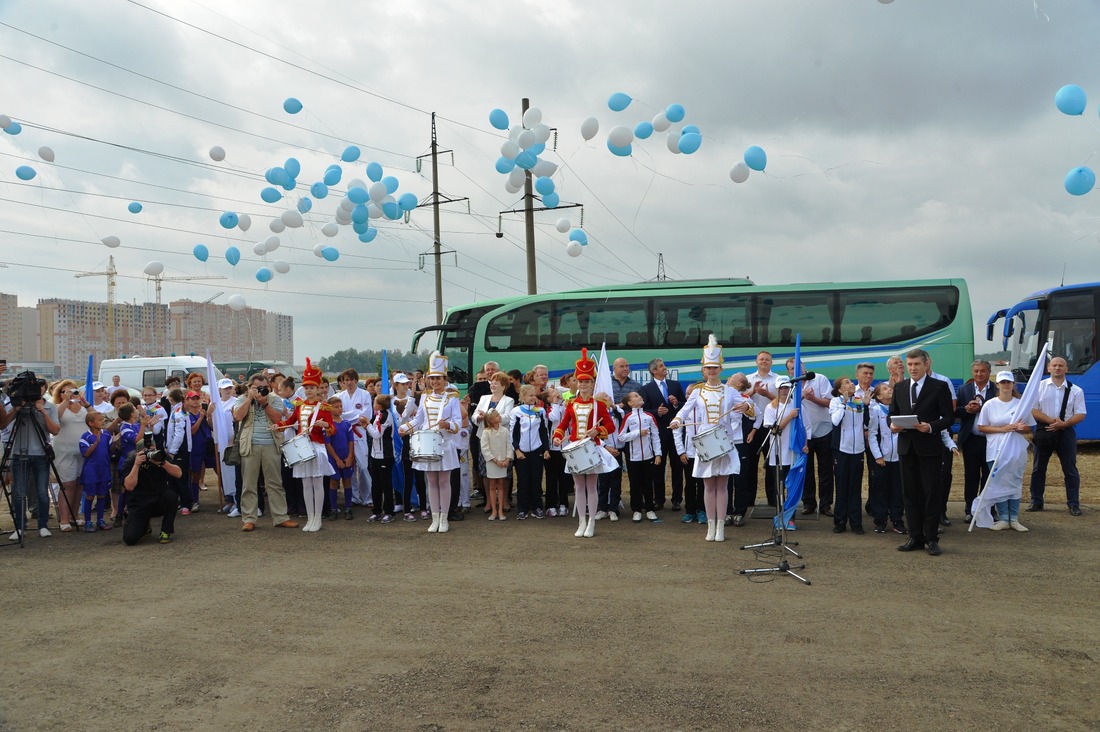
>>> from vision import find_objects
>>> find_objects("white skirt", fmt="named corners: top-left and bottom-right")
top-left (692, 447), bottom-right (740, 479)
top-left (413, 444), bottom-right (459, 473)
top-left (292, 441), bottom-right (336, 478)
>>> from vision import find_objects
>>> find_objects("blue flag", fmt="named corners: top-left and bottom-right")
top-left (84, 353), bottom-right (95, 404)
top-left (777, 334), bottom-right (807, 528)
top-left (380, 350), bottom-right (406, 504)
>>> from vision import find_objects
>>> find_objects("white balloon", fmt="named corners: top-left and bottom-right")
top-left (522, 107), bottom-right (542, 129)
top-left (101, 235), bottom-right (120, 248)
top-left (566, 242), bottom-right (582, 258)
top-left (339, 196), bottom-right (355, 212)
top-left (517, 129), bottom-right (536, 149)
top-left (368, 202), bottom-right (383, 219)
top-left (334, 207), bottom-right (352, 225)
top-left (280, 209), bottom-right (303, 228)
top-left (509, 124), bottom-right (524, 141)
top-left (666, 131), bottom-right (682, 154)
top-left (269, 218), bottom-right (286, 233)
top-left (500, 140), bottom-right (520, 159)
top-left (729, 162), bottom-right (751, 183)
top-left (38, 146), bottom-right (55, 163)
top-left (0, 114), bottom-right (11, 129)
top-left (264, 235), bottom-right (280, 252)
top-left (580, 116), bottom-right (599, 141)
top-left (507, 167), bottom-right (526, 188)
top-left (208, 145), bottom-right (225, 162)
top-left (651, 112), bottom-right (670, 132)
top-left (532, 124), bottom-right (551, 144)
top-left (346, 178), bottom-right (367, 191)
top-left (608, 125), bottom-right (634, 147)
top-left (504, 181), bottom-right (523, 195)
top-left (143, 261), bottom-right (164, 276)
top-left (227, 294), bottom-right (246, 311)
top-left (313, 243), bottom-right (326, 258)
top-left (555, 218), bottom-right (571, 233)
top-left (322, 222), bottom-right (339, 237)
top-left (252, 242), bottom-right (267, 256)
top-left (368, 181), bottom-right (388, 203)
top-left (531, 159), bottom-right (558, 178)
top-left (237, 213), bottom-right (251, 232)
top-left (273, 260), bottom-right (290, 274)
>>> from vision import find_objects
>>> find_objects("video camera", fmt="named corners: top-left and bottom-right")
top-left (141, 433), bottom-right (167, 465)
top-left (2, 370), bottom-right (47, 408)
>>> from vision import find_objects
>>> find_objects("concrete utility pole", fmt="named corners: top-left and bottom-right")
top-left (417, 113), bottom-right (468, 324)
top-left (522, 98), bottom-right (537, 295)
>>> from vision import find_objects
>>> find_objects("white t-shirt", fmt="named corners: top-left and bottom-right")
top-left (976, 396), bottom-right (1034, 462)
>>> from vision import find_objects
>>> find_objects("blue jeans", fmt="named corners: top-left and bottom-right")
top-left (12, 455), bottom-right (51, 531)
top-left (995, 497), bottom-right (1021, 522)
top-left (1028, 426), bottom-right (1080, 508)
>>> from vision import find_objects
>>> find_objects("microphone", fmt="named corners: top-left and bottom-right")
top-left (787, 371), bottom-right (816, 384)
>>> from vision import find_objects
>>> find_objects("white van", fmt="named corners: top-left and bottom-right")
top-left (98, 357), bottom-right (224, 391)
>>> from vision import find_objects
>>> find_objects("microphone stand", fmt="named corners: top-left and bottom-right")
top-left (739, 392), bottom-right (810, 585)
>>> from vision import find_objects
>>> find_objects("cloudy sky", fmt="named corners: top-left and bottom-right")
top-left (2, 0), bottom-right (1099, 364)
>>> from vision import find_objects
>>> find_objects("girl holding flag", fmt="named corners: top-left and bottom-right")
top-left (976, 371), bottom-right (1034, 532)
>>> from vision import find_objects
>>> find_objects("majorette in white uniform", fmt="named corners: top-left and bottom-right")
top-left (675, 335), bottom-right (743, 479)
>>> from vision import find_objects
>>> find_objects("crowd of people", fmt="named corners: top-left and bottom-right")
top-left (0, 339), bottom-right (1087, 552)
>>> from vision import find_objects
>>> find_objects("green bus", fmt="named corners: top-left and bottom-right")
top-left (411, 278), bottom-right (974, 390)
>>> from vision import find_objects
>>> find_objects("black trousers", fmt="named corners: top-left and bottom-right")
top-left (869, 460), bottom-right (904, 526)
top-left (544, 450), bottom-right (569, 508)
top-left (123, 490), bottom-right (178, 545)
top-left (652, 429), bottom-right (683, 507)
top-left (900, 452), bottom-right (941, 544)
top-left (681, 457), bottom-right (702, 514)
top-left (731, 442), bottom-right (754, 516)
top-left (627, 458), bottom-right (656, 512)
top-left (169, 450), bottom-right (190, 509)
top-left (369, 457), bottom-right (394, 516)
top-left (802, 434), bottom-right (834, 509)
top-left (749, 428), bottom-right (777, 506)
top-left (833, 450), bottom-right (864, 529)
top-left (514, 450), bottom-right (545, 513)
top-left (938, 444), bottom-right (954, 516)
top-left (961, 438), bottom-right (989, 515)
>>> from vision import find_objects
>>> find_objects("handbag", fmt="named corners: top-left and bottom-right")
top-left (1032, 380), bottom-right (1072, 448)
top-left (222, 420), bottom-right (242, 466)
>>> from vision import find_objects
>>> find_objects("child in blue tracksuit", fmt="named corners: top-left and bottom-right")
top-left (326, 396), bottom-right (358, 520)
top-left (80, 411), bottom-right (113, 531)
top-left (114, 403), bottom-right (145, 524)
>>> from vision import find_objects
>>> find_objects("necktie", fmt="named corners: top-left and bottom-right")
top-left (659, 380), bottom-right (668, 403)
top-left (911, 381), bottom-right (919, 405)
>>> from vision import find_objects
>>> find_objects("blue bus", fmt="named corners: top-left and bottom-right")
top-left (987, 281), bottom-right (1098, 439)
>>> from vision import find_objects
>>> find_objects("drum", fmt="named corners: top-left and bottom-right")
top-left (563, 437), bottom-right (603, 474)
top-left (692, 424), bottom-right (734, 462)
top-left (410, 429), bottom-right (444, 462)
top-left (280, 433), bottom-right (315, 466)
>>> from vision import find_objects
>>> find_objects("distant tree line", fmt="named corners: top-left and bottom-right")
top-left (316, 348), bottom-right (430, 375)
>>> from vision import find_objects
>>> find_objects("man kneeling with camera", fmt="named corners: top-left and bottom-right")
top-left (121, 435), bottom-right (182, 545)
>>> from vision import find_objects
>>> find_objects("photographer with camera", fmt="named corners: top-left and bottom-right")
top-left (121, 435), bottom-right (181, 545)
top-left (1, 370), bottom-right (60, 541)
top-left (232, 373), bottom-right (297, 531)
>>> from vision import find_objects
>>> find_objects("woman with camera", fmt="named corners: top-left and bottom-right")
top-left (51, 380), bottom-right (87, 531)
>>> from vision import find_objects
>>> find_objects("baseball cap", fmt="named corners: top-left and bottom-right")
top-left (185, 390), bottom-right (202, 399)
top-left (217, 378), bottom-right (234, 389)
top-left (92, 381), bottom-right (105, 391)
top-left (995, 370), bottom-right (1015, 383)
top-left (393, 373), bottom-right (410, 384)
top-left (775, 376), bottom-right (792, 389)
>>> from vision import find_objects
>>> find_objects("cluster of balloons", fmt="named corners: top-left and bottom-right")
top-left (488, 106), bottom-right (564, 203)
top-left (555, 217), bottom-right (589, 258)
top-left (730, 145), bottom-right (768, 184)
top-left (581, 95), bottom-right (701, 158)
top-left (1056, 85), bottom-right (1097, 196)
top-left (0, 114), bottom-right (21, 135)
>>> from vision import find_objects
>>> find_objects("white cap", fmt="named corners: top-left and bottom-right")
top-left (393, 373), bottom-right (410, 384)
top-left (995, 370), bottom-right (1015, 383)
top-left (91, 381), bottom-right (105, 391)
top-left (217, 378), bottom-right (234, 389)
top-left (775, 376), bottom-right (792, 389)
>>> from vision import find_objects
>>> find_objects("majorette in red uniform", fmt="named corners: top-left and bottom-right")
top-left (274, 358), bottom-right (334, 533)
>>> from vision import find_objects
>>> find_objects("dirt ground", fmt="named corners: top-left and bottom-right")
top-left (3, 446), bottom-right (1100, 732)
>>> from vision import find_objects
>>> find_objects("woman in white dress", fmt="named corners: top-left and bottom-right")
top-left (50, 380), bottom-right (87, 530)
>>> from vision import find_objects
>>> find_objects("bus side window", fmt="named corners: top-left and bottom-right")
top-left (144, 369), bottom-right (166, 388)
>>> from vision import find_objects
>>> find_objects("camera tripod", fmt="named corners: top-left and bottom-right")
top-left (1, 405), bottom-right (73, 549)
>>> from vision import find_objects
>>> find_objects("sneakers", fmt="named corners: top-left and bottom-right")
top-left (645, 511), bottom-right (659, 522)
top-left (228, 507), bottom-right (241, 518)
top-left (852, 526), bottom-right (866, 535)
top-left (671, 501), bottom-right (681, 511)
top-left (345, 510), bottom-right (354, 520)
top-left (420, 510), bottom-right (431, 520)
top-left (39, 527), bottom-right (52, 538)
top-left (97, 520), bottom-right (111, 531)
top-left (488, 515), bottom-right (497, 521)
top-left (179, 507), bottom-right (190, 516)
top-left (594, 510), bottom-right (609, 520)
top-left (833, 525), bottom-right (846, 534)
top-left (696, 510), bottom-right (707, 524)
top-left (559, 504), bottom-right (569, 517)
top-left (608, 511), bottom-right (618, 522)
top-left (381, 514), bottom-right (394, 524)
top-left (892, 522), bottom-right (907, 534)
top-left (158, 531), bottom-right (171, 544)
top-left (964, 513), bottom-right (973, 523)
top-left (191, 502), bottom-right (201, 513)
top-left (404, 513), bottom-right (417, 522)
top-left (517, 512), bottom-right (528, 521)
top-left (786, 520), bottom-right (797, 531)
top-left (368, 514), bottom-right (380, 523)
top-left (84, 523), bottom-right (96, 533)
top-left (732, 515), bottom-right (745, 527)
top-left (1010, 520), bottom-right (1029, 532)
top-left (681, 513), bottom-right (694, 524)
top-left (546, 507), bottom-right (557, 517)
top-left (533, 508), bottom-right (546, 519)
top-left (112, 514), bottom-right (123, 528)
top-left (393, 504), bottom-right (404, 513)
top-left (991, 520), bottom-right (1010, 531)
top-left (220, 503), bottom-right (234, 514)
top-left (873, 524), bottom-right (886, 534)
top-left (632, 511), bottom-right (643, 523)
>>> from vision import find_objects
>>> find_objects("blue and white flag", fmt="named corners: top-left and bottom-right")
top-left (777, 334), bottom-right (807, 528)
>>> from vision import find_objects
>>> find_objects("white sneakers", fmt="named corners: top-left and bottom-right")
top-left (1010, 520), bottom-right (1029, 532)
top-left (645, 511), bottom-right (658, 522)
top-left (594, 511), bottom-right (609, 520)
top-left (39, 527), bottom-right (51, 538)
top-left (8, 531), bottom-right (20, 542)
top-left (632, 512), bottom-right (643, 523)
top-left (991, 520), bottom-right (1010, 531)
top-left (228, 507), bottom-right (241, 518)
top-left (608, 512), bottom-right (619, 522)
top-left (546, 507), bottom-right (557, 517)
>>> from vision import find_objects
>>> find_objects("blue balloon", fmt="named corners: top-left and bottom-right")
top-left (744, 145), bottom-right (767, 171)
top-left (283, 97), bottom-right (302, 114)
top-left (353, 221), bottom-right (369, 234)
top-left (219, 211), bottom-right (239, 229)
top-left (225, 246), bottom-right (240, 266)
top-left (281, 177), bottom-right (296, 192)
top-left (351, 204), bottom-right (369, 224)
top-left (311, 182), bottom-right (329, 199)
top-left (3, 122), bottom-right (21, 135)
top-left (382, 175), bottom-right (399, 194)
top-left (321, 247), bottom-right (340, 262)
top-left (515, 151), bottom-right (537, 169)
top-left (15, 165), bottom-right (36, 181)
top-left (347, 186), bottom-right (369, 204)
top-left (359, 227), bottom-right (378, 243)
top-left (542, 192), bottom-right (560, 208)
top-left (666, 103), bottom-right (686, 123)
top-left (193, 244), bottom-right (209, 262)
top-left (297, 197), bottom-right (312, 213)
top-left (530, 142), bottom-right (546, 156)
top-left (341, 145), bottom-right (361, 163)
top-left (366, 162), bottom-right (383, 182)
top-left (264, 167), bottom-right (278, 184)
top-left (634, 121), bottom-right (654, 140)
top-left (489, 108), bottom-right (509, 130)
top-left (678, 133), bottom-right (702, 155)
top-left (256, 266), bottom-right (273, 282)
top-left (535, 177), bottom-right (555, 196)
top-left (495, 156), bottom-right (515, 174)
top-left (1064, 166), bottom-right (1096, 196)
top-left (284, 157), bottom-right (301, 178)
top-left (1055, 85), bottom-right (1087, 116)
top-left (260, 187), bottom-right (282, 203)
top-left (608, 92), bottom-right (632, 112)
top-left (323, 166), bottom-right (342, 186)
top-left (568, 229), bottom-right (588, 244)
top-left (607, 140), bottom-right (632, 157)
top-left (128, 201), bottom-right (143, 214)
top-left (269, 167), bottom-right (290, 187)
top-left (382, 201), bottom-right (400, 219)
top-left (398, 192), bottom-right (418, 211)
top-left (681, 124), bottom-right (700, 136)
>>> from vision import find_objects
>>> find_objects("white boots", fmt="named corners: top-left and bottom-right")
top-left (439, 513), bottom-right (449, 533)
top-left (428, 511), bottom-right (442, 533)
top-left (584, 516), bottom-right (596, 538)
top-left (575, 512), bottom-right (587, 537)
top-left (714, 519), bottom-right (725, 542)
top-left (705, 520), bottom-right (717, 541)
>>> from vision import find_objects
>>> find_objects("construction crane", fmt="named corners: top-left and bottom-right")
top-left (147, 273), bottom-right (227, 354)
top-left (74, 255), bottom-right (117, 358)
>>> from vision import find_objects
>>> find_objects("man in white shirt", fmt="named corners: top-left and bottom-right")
top-left (1028, 356), bottom-right (1086, 515)
top-left (746, 351), bottom-right (778, 506)
top-left (787, 357), bottom-right (834, 516)
top-left (336, 368), bottom-right (373, 506)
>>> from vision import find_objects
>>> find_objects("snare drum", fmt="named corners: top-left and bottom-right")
top-left (692, 425), bottom-right (734, 462)
top-left (280, 433), bottom-right (315, 466)
top-left (410, 429), bottom-right (444, 462)
top-left (562, 437), bottom-right (603, 474)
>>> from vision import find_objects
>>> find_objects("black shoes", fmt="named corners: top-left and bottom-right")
top-left (927, 541), bottom-right (943, 556)
top-left (897, 538), bottom-right (925, 552)
top-left (671, 501), bottom-right (681, 511)
top-left (801, 505), bottom-right (817, 515)
top-left (852, 526), bottom-right (866, 535)
top-left (940, 516), bottom-right (952, 527)
top-left (1070, 506), bottom-right (1082, 516)
top-left (832, 525), bottom-right (846, 534)
top-left (1025, 504), bottom-right (1044, 512)
top-left (820, 506), bottom-right (834, 517)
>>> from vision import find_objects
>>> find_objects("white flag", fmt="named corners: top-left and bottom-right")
top-left (594, 342), bottom-right (614, 404)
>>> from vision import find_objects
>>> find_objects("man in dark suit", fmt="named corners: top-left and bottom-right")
top-left (640, 358), bottom-right (686, 511)
top-left (955, 360), bottom-right (995, 522)
top-left (890, 348), bottom-right (954, 556)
